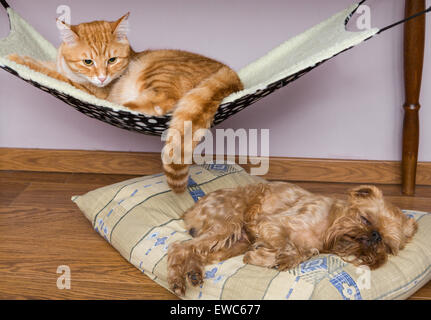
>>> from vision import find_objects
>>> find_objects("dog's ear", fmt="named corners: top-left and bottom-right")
top-left (349, 185), bottom-right (383, 200)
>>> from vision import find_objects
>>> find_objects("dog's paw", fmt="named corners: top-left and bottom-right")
top-left (187, 269), bottom-right (203, 287)
top-left (274, 263), bottom-right (293, 271)
top-left (242, 251), bottom-right (253, 264)
top-left (274, 253), bottom-right (300, 271)
top-left (169, 277), bottom-right (186, 297)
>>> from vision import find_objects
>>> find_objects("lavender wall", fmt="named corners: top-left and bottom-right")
top-left (0, 0), bottom-right (430, 160)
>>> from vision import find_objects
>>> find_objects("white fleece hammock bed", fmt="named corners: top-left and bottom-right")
top-left (0, 0), bottom-right (430, 136)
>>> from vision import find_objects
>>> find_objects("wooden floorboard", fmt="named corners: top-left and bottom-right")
top-left (0, 180), bottom-right (29, 207)
top-left (9, 182), bottom-right (110, 210)
top-left (0, 170), bottom-right (429, 300)
top-left (0, 276), bottom-right (176, 300)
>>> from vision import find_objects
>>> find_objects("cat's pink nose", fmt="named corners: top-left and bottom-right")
top-left (98, 76), bottom-right (106, 83)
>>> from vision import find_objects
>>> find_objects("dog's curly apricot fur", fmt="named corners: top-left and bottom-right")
top-left (167, 182), bottom-right (418, 296)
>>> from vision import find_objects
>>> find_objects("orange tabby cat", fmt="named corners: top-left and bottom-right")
top-left (8, 14), bottom-right (243, 193)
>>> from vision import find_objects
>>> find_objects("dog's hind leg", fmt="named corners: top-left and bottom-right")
top-left (243, 243), bottom-right (279, 268)
top-left (275, 245), bottom-right (318, 271)
top-left (205, 236), bottom-right (250, 263)
top-left (244, 240), bottom-right (318, 271)
top-left (167, 224), bottom-right (248, 296)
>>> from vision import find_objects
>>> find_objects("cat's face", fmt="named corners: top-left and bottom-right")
top-left (57, 13), bottom-right (131, 87)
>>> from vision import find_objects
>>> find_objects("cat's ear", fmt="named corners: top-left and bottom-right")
top-left (57, 19), bottom-right (79, 46)
top-left (112, 13), bottom-right (130, 42)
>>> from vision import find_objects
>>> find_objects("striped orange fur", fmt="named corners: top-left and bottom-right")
top-left (7, 13), bottom-right (243, 193)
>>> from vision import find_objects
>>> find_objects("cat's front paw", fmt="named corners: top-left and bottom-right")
top-left (7, 54), bottom-right (38, 66)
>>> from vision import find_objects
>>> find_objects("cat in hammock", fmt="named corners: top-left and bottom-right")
top-left (7, 13), bottom-right (243, 193)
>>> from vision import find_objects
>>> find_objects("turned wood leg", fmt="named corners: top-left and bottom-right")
top-left (402, 0), bottom-right (426, 195)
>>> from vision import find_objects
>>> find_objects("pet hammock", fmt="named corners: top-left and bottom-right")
top-left (0, 0), bottom-right (430, 136)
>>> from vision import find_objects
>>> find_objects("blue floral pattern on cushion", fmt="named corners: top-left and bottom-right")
top-left (330, 271), bottom-right (362, 300)
top-left (301, 257), bottom-right (328, 273)
top-left (187, 177), bottom-right (206, 202)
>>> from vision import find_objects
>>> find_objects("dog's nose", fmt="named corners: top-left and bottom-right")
top-left (371, 230), bottom-right (382, 243)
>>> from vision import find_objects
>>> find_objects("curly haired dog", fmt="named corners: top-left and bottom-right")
top-left (167, 182), bottom-right (418, 296)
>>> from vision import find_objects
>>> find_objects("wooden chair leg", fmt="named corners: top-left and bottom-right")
top-left (402, 0), bottom-right (426, 195)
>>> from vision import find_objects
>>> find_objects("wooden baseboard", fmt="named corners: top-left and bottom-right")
top-left (1, 148), bottom-right (431, 185)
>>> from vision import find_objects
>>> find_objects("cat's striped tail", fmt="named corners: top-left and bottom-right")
top-left (162, 66), bottom-right (243, 193)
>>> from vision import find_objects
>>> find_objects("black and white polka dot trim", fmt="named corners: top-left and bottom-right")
top-left (1, 54), bottom-right (333, 136)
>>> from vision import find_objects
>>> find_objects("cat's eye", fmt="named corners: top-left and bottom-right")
top-left (108, 57), bottom-right (117, 64)
top-left (83, 59), bottom-right (93, 66)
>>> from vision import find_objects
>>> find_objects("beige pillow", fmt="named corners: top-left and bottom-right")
top-left (73, 164), bottom-right (431, 300)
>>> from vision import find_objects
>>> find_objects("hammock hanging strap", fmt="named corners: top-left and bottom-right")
top-left (0, 0), bottom-right (9, 9)
top-left (343, 0), bottom-right (431, 34)
top-left (378, 4), bottom-right (431, 34)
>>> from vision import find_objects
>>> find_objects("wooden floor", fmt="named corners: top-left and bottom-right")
top-left (0, 170), bottom-right (430, 300)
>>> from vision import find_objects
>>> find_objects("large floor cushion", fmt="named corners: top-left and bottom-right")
top-left (72, 164), bottom-right (431, 300)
